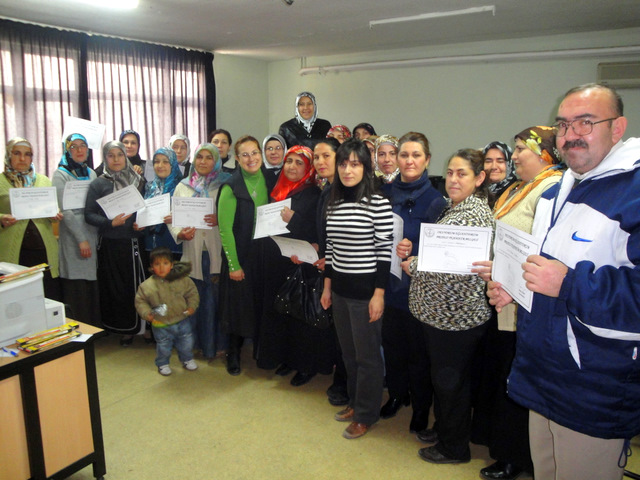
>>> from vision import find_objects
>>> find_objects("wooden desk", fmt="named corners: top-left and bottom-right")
top-left (0, 322), bottom-right (106, 480)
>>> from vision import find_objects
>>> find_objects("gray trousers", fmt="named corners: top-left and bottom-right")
top-left (332, 292), bottom-right (384, 426)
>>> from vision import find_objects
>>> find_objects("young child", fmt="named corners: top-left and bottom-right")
top-left (135, 246), bottom-right (200, 376)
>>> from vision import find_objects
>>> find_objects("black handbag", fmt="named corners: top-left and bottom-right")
top-left (274, 265), bottom-right (333, 329)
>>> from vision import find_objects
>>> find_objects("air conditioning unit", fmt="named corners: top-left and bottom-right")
top-left (597, 61), bottom-right (640, 89)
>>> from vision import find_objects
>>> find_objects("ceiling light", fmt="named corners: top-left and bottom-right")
top-left (370, 5), bottom-right (495, 28)
top-left (69, 0), bottom-right (139, 9)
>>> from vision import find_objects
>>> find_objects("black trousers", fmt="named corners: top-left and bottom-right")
top-left (423, 321), bottom-right (488, 459)
top-left (382, 306), bottom-right (433, 416)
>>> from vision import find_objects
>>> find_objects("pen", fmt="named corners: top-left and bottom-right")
top-left (2, 346), bottom-right (18, 357)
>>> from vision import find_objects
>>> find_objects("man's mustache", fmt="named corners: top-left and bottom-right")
top-left (562, 139), bottom-right (588, 150)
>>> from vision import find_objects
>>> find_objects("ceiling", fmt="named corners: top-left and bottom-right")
top-left (1, 0), bottom-right (639, 60)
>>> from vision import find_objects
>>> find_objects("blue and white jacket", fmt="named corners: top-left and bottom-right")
top-left (508, 138), bottom-right (640, 439)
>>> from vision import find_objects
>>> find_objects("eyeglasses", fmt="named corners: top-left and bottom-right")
top-left (553, 117), bottom-right (618, 137)
top-left (69, 144), bottom-right (88, 151)
top-left (266, 146), bottom-right (283, 152)
top-left (240, 151), bottom-right (261, 159)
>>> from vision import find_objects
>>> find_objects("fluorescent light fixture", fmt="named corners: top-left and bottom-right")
top-left (370, 5), bottom-right (495, 28)
top-left (70, 0), bottom-right (139, 9)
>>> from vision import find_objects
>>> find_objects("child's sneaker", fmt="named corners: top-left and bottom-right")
top-left (183, 359), bottom-right (198, 371)
top-left (158, 365), bottom-right (172, 376)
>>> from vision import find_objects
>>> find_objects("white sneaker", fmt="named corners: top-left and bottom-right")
top-left (183, 359), bottom-right (198, 371)
top-left (158, 365), bottom-right (172, 376)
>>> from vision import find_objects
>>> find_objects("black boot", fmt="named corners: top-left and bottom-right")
top-left (380, 394), bottom-right (410, 419)
top-left (480, 461), bottom-right (523, 480)
top-left (409, 409), bottom-right (430, 433)
top-left (226, 335), bottom-right (242, 376)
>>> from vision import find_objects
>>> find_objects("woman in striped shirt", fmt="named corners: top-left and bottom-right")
top-left (320, 139), bottom-right (394, 440)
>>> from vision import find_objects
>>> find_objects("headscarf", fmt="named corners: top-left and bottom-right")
top-left (262, 134), bottom-right (287, 170)
top-left (119, 130), bottom-right (143, 167)
top-left (327, 124), bottom-right (352, 142)
top-left (169, 134), bottom-right (191, 169)
top-left (374, 134), bottom-right (400, 183)
top-left (353, 122), bottom-right (377, 137)
top-left (183, 143), bottom-right (231, 197)
top-left (482, 141), bottom-right (516, 194)
top-left (270, 145), bottom-right (316, 202)
top-left (294, 91), bottom-right (318, 133)
top-left (493, 126), bottom-right (563, 219)
top-left (514, 126), bottom-right (561, 165)
top-left (58, 133), bottom-right (91, 180)
top-left (4, 137), bottom-right (36, 188)
top-left (101, 140), bottom-right (143, 192)
top-left (145, 147), bottom-right (182, 199)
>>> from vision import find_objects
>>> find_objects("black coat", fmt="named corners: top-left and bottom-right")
top-left (278, 117), bottom-right (331, 150)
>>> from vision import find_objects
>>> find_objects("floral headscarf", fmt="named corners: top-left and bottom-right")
top-left (262, 134), bottom-right (287, 170)
top-left (169, 134), bottom-right (191, 168)
top-left (515, 126), bottom-right (561, 165)
top-left (327, 124), bottom-right (352, 142)
top-left (482, 141), bottom-right (516, 194)
top-left (270, 145), bottom-right (316, 202)
top-left (295, 91), bottom-right (318, 133)
top-left (4, 137), bottom-right (36, 188)
top-left (183, 143), bottom-right (231, 198)
top-left (101, 140), bottom-right (143, 192)
top-left (59, 133), bottom-right (91, 180)
top-left (374, 134), bottom-right (400, 183)
top-left (145, 147), bottom-right (182, 199)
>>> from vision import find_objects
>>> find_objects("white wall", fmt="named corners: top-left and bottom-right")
top-left (217, 28), bottom-right (640, 175)
top-left (213, 54), bottom-right (270, 147)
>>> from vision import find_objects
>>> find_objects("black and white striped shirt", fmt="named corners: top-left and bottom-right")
top-left (325, 194), bottom-right (393, 300)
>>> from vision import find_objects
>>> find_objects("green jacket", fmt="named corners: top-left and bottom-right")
top-left (0, 173), bottom-right (59, 277)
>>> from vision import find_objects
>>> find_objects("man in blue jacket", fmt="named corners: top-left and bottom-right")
top-left (489, 83), bottom-right (640, 480)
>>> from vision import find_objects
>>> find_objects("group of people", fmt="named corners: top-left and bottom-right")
top-left (1, 83), bottom-right (639, 480)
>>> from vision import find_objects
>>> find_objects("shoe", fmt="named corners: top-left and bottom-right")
top-left (409, 410), bottom-right (430, 433)
top-left (275, 364), bottom-right (293, 376)
top-left (183, 360), bottom-right (198, 371)
top-left (120, 335), bottom-right (133, 347)
top-left (343, 422), bottom-right (369, 439)
top-left (380, 394), bottom-right (410, 419)
top-left (334, 406), bottom-right (355, 422)
top-left (480, 461), bottom-right (524, 480)
top-left (226, 352), bottom-right (241, 376)
top-left (327, 384), bottom-right (349, 406)
top-left (158, 365), bottom-right (172, 376)
top-left (290, 372), bottom-right (315, 387)
top-left (418, 445), bottom-right (470, 464)
top-left (416, 428), bottom-right (438, 444)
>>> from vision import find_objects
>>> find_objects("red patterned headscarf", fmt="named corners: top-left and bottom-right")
top-left (326, 125), bottom-right (352, 143)
top-left (270, 145), bottom-right (315, 202)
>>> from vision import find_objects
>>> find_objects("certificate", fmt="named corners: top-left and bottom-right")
top-left (172, 197), bottom-right (214, 229)
top-left (492, 220), bottom-right (541, 312)
top-left (136, 194), bottom-right (171, 228)
top-left (270, 236), bottom-right (319, 264)
top-left (62, 116), bottom-right (106, 150)
top-left (10, 187), bottom-right (58, 220)
top-left (417, 223), bottom-right (492, 274)
top-left (391, 213), bottom-right (404, 280)
top-left (62, 181), bottom-right (91, 210)
top-left (95, 184), bottom-right (145, 220)
top-left (253, 199), bottom-right (292, 239)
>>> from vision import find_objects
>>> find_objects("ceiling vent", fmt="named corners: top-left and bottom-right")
top-left (597, 61), bottom-right (640, 89)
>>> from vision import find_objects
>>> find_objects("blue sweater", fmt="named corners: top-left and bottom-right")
top-left (508, 138), bottom-right (640, 439)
